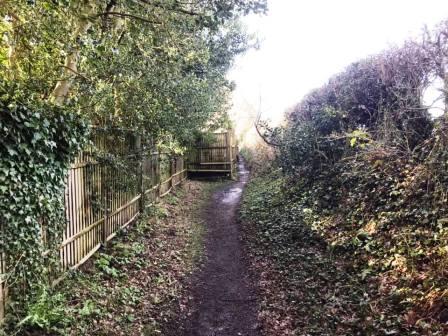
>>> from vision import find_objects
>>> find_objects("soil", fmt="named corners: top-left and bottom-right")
top-left (16, 164), bottom-right (260, 336)
top-left (180, 161), bottom-right (261, 336)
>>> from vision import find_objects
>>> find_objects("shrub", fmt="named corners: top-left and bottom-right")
top-left (247, 18), bottom-right (448, 335)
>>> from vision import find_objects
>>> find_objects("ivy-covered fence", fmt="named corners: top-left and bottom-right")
top-left (58, 129), bottom-right (186, 273)
top-left (0, 246), bottom-right (5, 322)
top-left (1, 111), bottom-right (186, 324)
top-left (1, 83), bottom-right (89, 324)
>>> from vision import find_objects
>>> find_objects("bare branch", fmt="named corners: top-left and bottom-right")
top-left (94, 11), bottom-right (161, 25)
top-left (254, 96), bottom-right (281, 147)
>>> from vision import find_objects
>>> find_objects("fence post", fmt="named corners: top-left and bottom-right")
top-left (225, 131), bottom-right (234, 179)
top-left (101, 163), bottom-right (108, 244)
top-left (170, 156), bottom-right (175, 189)
top-left (0, 234), bottom-right (5, 323)
top-left (136, 135), bottom-right (144, 213)
top-left (152, 151), bottom-right (157, 202)
top-left (157, 153), bottom-right (161, 199)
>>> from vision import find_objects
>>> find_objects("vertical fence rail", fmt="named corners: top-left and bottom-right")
top-left (0, 129), bottom-right (187, 322)
top-left (59, 130), bottom-right (187, 271)
top-left (0, 219), bottom-right (5, 324)
top-left (187, 130), bottom-right (238, 176)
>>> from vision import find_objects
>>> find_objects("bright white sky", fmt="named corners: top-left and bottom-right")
top-left (229, 0), bottom-right (448, 133)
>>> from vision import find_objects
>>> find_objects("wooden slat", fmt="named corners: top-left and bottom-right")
top-left (0, 280), bottom-right (4, 322)
top-left (60, 218), bottom-right (105, 248)
top-left (144, 184), bottom-right (159, 195)
top-left (160, 187), bottom-right (173, 198)
top-left (105, 212), bottom-right (139, 242)
top-left (188, 169), bottom-right (232, 173)
top-left (187, 130), bottom-right (237, 174)
top-left (0, 128), bottom-right (192, 323)
top-left (200, 162), bottom-right (232, 165)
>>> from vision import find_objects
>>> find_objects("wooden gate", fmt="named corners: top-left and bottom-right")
top-left (187, 130), bottom-right (238, 177)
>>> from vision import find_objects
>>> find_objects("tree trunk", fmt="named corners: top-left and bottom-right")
top-left (50, 3), bottom-right (96, 105)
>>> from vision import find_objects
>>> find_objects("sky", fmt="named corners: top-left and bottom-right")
top-left (228, 0), bottom-right (448, 142)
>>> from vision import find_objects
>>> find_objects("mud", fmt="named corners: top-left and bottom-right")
top-left (181, 161), bottom-right (260, 336)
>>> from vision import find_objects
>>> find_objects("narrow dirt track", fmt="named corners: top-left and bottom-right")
top-left (182, 161), bottom-right (260, 336)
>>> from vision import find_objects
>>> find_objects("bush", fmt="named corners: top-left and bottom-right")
top-left (245, 19), bottom-right (448, 335)
top-left (240, 141), bottom-right (276, 176)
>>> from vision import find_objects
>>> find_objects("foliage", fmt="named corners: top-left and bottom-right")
top-left (17, 287), bottom-right (72, 332)
top-left (0, 80), bottom-right (88, 321)
top-left (0, 0), bottom-right (267, 145)
top-left (241, 174), bottom-right (376, 335)
top-left (10, 181), bottom-right (216, 335)
top-left (276, 24), bottom-right (448, 175)
top-left (239, 142), bottom-right (276, 177)
top-left (0, 0), bottom-right (266, 328)
top-left (242, 166), bottom-right (448, 334)
top-left (242, 18), bottom-right (448, 336)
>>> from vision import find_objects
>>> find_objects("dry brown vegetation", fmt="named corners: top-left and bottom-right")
top-left (242, 19), bottom-right (448, 336)
top-left (16, 181), bottom-right (220, 336)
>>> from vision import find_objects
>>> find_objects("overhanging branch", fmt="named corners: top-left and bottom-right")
top-left (254, 105), bottom-right (281, 147)
top-left (94, 11), bottom-right (161, 25)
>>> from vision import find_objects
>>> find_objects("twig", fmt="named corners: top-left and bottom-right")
top-left (94, 12), bottom-right (161, 25)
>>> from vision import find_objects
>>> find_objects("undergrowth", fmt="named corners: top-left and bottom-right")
top-left (244, 19), bottom-right (448, 336)
top-left (8, 181), bottom-right (220, 336)
top-left (241, 168), bottom-right (448, 335)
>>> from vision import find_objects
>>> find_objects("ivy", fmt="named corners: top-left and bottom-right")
top-left (0, 0), bottom-right (267, 329)
top-left (0, 80), bottom-right (88, 320)
top-left (243, 18), bottom-right (448, 335)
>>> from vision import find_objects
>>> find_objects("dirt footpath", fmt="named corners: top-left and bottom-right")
top-left (182, 161), bottom-right (261, 336)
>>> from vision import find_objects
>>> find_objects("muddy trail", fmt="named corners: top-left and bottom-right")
top-left (180, 161), bottom-right (260, 336)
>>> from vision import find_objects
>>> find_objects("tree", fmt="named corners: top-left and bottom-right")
top-left (0, 0), bottom-right (267, 327)
top-left (0, 0), bottom-right (267, 145)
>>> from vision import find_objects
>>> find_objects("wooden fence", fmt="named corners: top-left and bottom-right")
top-left (0, 246), bottom-right (5, 323)
top-left (0, 129), bottom-right (186, 322)
top-left (187, 130), bottom-right (238, 176)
